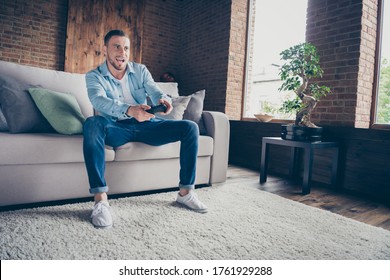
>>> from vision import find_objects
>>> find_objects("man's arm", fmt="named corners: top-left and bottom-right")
top-left (139, 64), bottom-right (172, 105)
top-left (138, 65), bottom-right (173, 115)
top-left (85, 70), bottom-right (131, 119)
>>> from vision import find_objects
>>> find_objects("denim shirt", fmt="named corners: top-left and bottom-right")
top-left (85, 61), bottom-right (170, 121)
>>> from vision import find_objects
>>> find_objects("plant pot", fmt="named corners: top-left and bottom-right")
top-left (281, 124), bottom-right (323, 142)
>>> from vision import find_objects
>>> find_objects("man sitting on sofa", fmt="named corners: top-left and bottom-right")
top-left (84, 29), bottom-right (208, 229)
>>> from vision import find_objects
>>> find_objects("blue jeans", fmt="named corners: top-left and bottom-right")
top-left (83, 116), bottom-right (199, 195)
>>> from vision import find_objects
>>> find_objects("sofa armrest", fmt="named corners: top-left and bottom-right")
top-left (202, 111), bottom-right (230, 184)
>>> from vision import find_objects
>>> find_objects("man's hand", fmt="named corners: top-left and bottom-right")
top-left (126, 105), bottom-right (154, 122)
top-left (126, 99), bottom-right (172, 122)
top-left (158, 99), bottom-right (173, 115)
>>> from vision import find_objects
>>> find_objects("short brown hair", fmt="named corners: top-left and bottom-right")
top-left (104, 30), bottom-right (128, 46)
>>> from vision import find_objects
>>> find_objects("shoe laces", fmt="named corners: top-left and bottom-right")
top-left (186, 192), bottom-right (204, 206)
top-left (188, 192), bottom-right (198, 201)
top-left (91, 201), bottom-right (108, 217)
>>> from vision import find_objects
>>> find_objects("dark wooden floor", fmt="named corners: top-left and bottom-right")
top-left (227, 164), bottom-right (390, 231)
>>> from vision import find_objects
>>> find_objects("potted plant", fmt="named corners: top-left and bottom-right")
top-left (278, 42), bottom-right (331, 141)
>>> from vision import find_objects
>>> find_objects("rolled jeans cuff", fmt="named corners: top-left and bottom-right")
top-left (89, 186), bottom-right (109, 195)
top-left (179, 183), bottom-right (195, 190)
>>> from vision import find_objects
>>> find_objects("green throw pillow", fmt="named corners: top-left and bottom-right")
top-left (28, 88), bottom-right (86, 135)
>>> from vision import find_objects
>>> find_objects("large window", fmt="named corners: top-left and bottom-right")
top-left (374, 0), bottom-right (390, 126)
top-left (244, 0), bottom-right (308, 119)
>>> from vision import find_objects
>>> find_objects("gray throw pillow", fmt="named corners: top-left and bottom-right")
top-left (183, 89), bottom-right (207, 135)
top-left (0, 75), bottom-right (54, 133)
top-left (157, 96), bottom-right (191, 120)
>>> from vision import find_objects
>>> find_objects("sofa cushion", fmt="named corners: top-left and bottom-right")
top-left (0, 75), bottom-right (54, 133)
top-left (114, 135), bottom-right (213, 162)
top-left (0, 133), bottom-right (115, 165)
top-left (29, 88), bottom-right (86, 135)
top-left (156, 82), bottom-right (179, 98)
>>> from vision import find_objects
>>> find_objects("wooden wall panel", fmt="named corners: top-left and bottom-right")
top-left (65, 0), bottom-right (144, 73)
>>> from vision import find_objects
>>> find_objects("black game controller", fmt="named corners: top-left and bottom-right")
top-left (145, 104), bottom-right (167, 114)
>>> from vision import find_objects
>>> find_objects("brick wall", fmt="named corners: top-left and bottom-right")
top-left (177, 0), bottom-right (231, 112)
top-left (357, 0), bottom-right (378, 127)
top-left (307, 0), bottom-right (378, 128)
top-left (141, 0), bottom-right (182, 83)
top-left (170, 0), bottom-right (248, 115)
top-left (225, 0), bottom-right (249, 119)
top-left (0, 0), bottom-right (68, 70)
top-left (144, 0), bottom-right (240, 113)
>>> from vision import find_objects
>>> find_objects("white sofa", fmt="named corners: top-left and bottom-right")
top-left (0, 60), bottom-right (230, 207)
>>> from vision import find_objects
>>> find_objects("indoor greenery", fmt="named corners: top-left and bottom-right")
top-left (278, 42), bottom-right (331, 127)
top-left (377, 58), bottom-right (390, 124)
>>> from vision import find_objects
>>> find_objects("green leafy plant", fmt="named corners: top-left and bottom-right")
top-left (377, 58), bottom-right (390, 124)
top-left (278, 42), bottom-right (331, 127)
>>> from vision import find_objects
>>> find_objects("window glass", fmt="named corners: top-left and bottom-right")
top-left (244, 0), bottom-right (308, 119)
top-left (376, 0), bottom-right (390, 125)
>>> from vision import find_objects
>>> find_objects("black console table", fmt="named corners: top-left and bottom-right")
top-left (260, 137), bottom-right (339, 194)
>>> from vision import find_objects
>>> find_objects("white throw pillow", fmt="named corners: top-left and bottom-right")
top-left (156, 82), bottom-right (179, 98)
top-left (157, 96), bottom-right (191, 120)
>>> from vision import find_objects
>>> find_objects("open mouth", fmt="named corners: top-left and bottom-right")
top-left (116, 57), bottom-right (126, 64)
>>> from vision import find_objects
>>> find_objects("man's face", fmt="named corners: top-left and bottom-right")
top-left (104, 35), bottom-right (130, 72)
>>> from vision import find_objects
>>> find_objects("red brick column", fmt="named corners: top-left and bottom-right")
top-left (307, 0), bottom-right (378, 128)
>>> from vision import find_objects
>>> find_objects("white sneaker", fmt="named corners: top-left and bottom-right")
top-left (176, 191), bottom-right (208, 213)
top-left (91, 201), bottom-right (113, 229)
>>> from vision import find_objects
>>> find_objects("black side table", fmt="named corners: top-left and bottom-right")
top-left (260, 137), bottom-right (339, 194)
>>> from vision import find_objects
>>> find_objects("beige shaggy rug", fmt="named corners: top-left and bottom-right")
top-left (1, 181), bottom-right (389, 260)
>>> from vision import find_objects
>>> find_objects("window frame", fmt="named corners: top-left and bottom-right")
top-left (371, 0), bottom-right (390, 130)
top-left (241, 0), bottom-right (306, 123)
